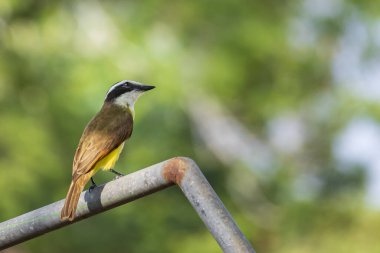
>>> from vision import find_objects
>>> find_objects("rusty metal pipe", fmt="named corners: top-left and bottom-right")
top-left (0, 157), bottom-right (255, 253)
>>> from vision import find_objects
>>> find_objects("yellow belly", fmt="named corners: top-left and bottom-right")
top-left (92, 142), bottom-right (125, 174)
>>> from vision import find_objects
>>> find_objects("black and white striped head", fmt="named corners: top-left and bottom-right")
top-left (105, 80), bottom-right (155, 108)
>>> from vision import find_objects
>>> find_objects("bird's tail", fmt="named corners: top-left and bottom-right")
top-left (61, 175), bottom-right (89, 221)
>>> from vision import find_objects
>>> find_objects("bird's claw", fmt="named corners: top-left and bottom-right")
top-left (113, 175), bottom-right (123, 180)
top-left (89, 177), bottom-right (97, 192)
top-left (89, 184), bottom-right (97, 192)
top-left (110, 169), bottom-right (125, 179)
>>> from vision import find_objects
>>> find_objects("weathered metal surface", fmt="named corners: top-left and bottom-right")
top-left (163, 157), bottom-right (189, 184)
top-left (0, 157), bottom-right (255, 253)
top-left (172, 158), bottom-right (255, 253)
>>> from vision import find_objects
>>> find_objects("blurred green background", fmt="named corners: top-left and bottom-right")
top-left (1, 0), bottom-right (380, 252)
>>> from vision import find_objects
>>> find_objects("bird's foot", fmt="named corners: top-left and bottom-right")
top-left (89, 177), bottom-right (97, 192)
top-left (110, 169), bottom-right (125, 180)
top-left (89, 185), bottom-right (97, 192)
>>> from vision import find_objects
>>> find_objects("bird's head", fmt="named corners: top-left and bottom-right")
top-left (105, 80), bottom-right (155, 109)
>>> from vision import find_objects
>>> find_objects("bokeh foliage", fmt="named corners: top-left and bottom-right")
top-left (1, 0), bottom-right (380, 252)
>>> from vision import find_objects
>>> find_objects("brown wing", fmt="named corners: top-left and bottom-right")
top-left (71, 104), bottom-right (133, 181)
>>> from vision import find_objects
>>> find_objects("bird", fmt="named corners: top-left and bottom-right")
top-left (61, 80), bottom-right (155, 221)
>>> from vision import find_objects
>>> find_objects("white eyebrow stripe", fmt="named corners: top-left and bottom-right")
top-left (106, 80), bottom-right (128, 96)
top-left (126, 80), bottom-right (143, 86)
top-left (106, 80), bottom-right (144, 96)
top-left (106, 80), bottom-right (142, 96)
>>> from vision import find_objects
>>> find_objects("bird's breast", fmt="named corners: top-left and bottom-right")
top-left (93, 142), bottom-right (125, 173)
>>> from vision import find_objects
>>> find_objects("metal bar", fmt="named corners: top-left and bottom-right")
top-left (0, 157), bottom-right (255, 253)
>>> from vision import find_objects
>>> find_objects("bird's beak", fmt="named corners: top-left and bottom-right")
top-left (126, 82), bottom-right (155, 92)
top-left (138, 84), bottom-right (155, 91)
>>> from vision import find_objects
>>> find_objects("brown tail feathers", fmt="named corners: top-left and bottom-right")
top-left (61, 175), bottom-right (90, 221)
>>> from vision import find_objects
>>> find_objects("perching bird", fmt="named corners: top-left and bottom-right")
top-left (61, 80), bottom-right (155, 221)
